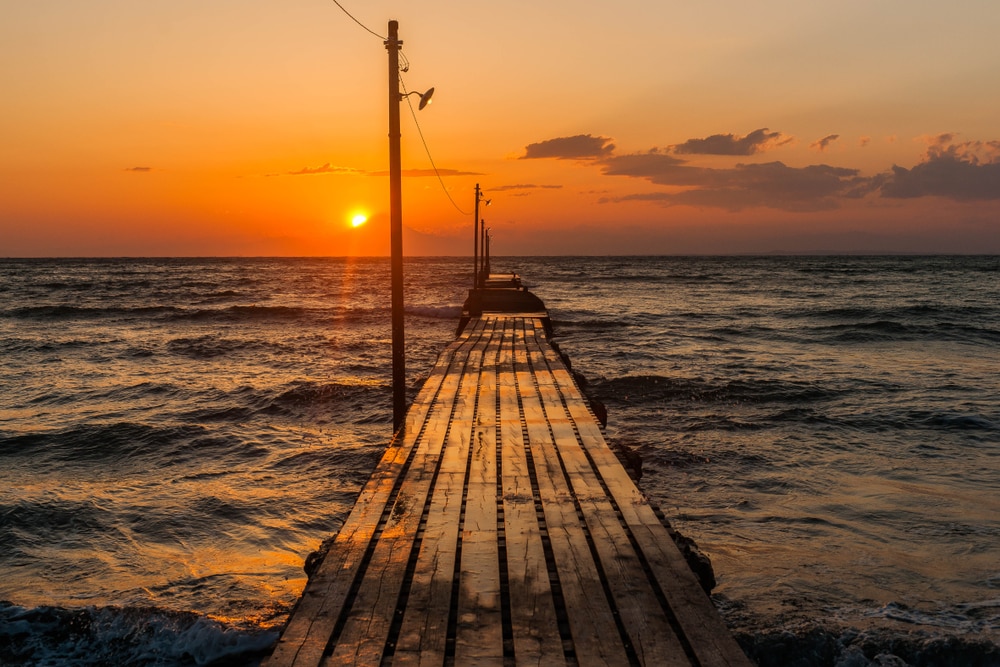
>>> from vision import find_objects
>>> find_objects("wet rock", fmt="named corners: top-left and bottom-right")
top-left (303, 534), bottom-right (338, 578)
top-left (672, 530), bottom-right (717, 594)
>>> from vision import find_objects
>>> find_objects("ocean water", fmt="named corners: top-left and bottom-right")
top-left (1, 256), bottom-right (998, 666)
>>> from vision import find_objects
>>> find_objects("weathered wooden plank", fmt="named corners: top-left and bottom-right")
top-left (264, 322), bottom-right (487, 667)
top-left (537, 343), bottom-right (752, 667)
top-left (454, 317), bottom-right (505, 665)
top-left (524, 330), bottom-right (691, 666)
top-left (499, 319), bottom-right (565, 665)
top-left (391, 320), bottom-right (498, 666)
top-left (515, 333), bottom-right (632, 667)
top-left (325, 320), bottom-right (500, 666)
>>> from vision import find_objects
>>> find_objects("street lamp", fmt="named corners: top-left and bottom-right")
top-left (473, 184), bottom-right (491, 289)
top-left (403, 87), bottom-right (435, 110)
top-left (385, 20), bottom-right (433, 434)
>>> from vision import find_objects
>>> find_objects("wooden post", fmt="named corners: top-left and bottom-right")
top-left (480, 222), bottom-right (486, 285)
top-left (473, 183), bottom-right (480, 290)
top-left (485, 228), bottom-right (491, 277)
top-left (386, 20), bottom-right (406, 433)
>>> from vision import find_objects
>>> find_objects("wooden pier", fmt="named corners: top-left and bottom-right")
top-left (264, 282), bottom-right (750, 666)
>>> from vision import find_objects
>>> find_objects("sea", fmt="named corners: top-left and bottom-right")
top-left (1, 255), bottom-right (998, 666)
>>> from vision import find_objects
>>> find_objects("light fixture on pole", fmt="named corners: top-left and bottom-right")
top-left (403, 87), bottom-right (435, 110)
top-left (385, 20), bottom-right (433, 434)
top-left (473, 185), bottom-right (490, 289)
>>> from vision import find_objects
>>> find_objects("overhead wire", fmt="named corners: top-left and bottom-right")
top-left (326, 0), bottom-right (473, 217)
top-left (327, 0), bottom-right (385, 40)
top-left (325, 0), bottom-right (409, 70)
top-left (400, 76), bottom-right (472, 216)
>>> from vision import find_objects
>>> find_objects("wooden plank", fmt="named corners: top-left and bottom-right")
top-left (524, 331), bottom-right (691, 666)
top-left (454, 317), bottom-right (505, 665)
top-left (515, 332), bottom-right (632, 667)
top-left (499, 319), bottom-right (565, 665)
top-left (326, 320), bottom-right (500, 666)
top-left (264, 323), bottom-right (487, 667)
top-left (537, 343), bottom-right (752, 667)
top-left (391, 320), bottom-right (497, 666)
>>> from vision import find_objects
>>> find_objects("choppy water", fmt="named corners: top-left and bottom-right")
top-left (1, 256), bottom-right (998, 666)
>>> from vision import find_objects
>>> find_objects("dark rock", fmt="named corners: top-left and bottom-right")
top-left (611, 441), bottom-right (642, 480)
top-left (672, 531), bottom-right (717, 594)
top-left (303, 534), bottom-right (338, 578)
top-left (589, 396), bottom-right (608, 429)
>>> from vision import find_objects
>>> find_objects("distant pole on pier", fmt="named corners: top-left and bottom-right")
top-left (386, 20), bottom-right (406, 433)
top-left (485, 228), bottom-right (491, 277)
top-left (473, 185), bottom-right (489, 289)
top-left (473, 184), bottom-right (481, 289)
top-left (480, 222), bottom-right (487, 283)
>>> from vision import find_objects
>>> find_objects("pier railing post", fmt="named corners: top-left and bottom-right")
top-left (386, 20), bottom-right (406, 433)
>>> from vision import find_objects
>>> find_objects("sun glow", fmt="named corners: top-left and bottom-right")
top-left (351, 213), bottom-right (368, 228)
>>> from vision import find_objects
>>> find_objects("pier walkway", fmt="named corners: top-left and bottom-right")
top-left (265, 297), bottom-right (750, 665)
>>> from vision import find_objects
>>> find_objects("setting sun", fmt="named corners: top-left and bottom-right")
top-left (351, 213), bottom-right (368, 228)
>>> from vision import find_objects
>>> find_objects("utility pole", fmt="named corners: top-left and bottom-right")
top-left (386, 20), bottom-right (405, 434)
top-left (485, 228), bottom-right (491, 277)
top-left (480, 223), bottom-right (487, 283)
top-left (473, 183), bottom-right (481, 290)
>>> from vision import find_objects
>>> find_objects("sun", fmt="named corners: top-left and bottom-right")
top-left (351, 213), bottom-right (368, 228)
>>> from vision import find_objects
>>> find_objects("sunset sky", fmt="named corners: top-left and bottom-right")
top-left (3, 0), bottom-right (1000, 256)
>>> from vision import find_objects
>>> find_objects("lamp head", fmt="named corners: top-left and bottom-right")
top-left (417, 87), bottom-right (434, 110)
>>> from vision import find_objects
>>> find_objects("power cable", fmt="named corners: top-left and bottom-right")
top-left (327, 0), bottom-right (385, 40)
top-left (400, 76), bottom-right (472, 216)
top-left (326, 2), bottom-right (471, 217)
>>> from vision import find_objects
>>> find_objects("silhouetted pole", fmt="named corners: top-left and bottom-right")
top-left (485, 228), bottom-right (492, 277)
top-left (473, 183), bottom-right (481, 290)
top-left (480, 222), bottom-right (487, 283)
top-left (386, 20), bottom-right (406, 433)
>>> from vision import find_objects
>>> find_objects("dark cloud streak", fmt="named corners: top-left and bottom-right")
top-left (602, 158), bottom-right (869, 211)
top-left (811, 134), bottom-right (840, 152)
top-left (672, 128), bottom-right (787, 156)
top-left (880, 155), bottom-right (1000, 200)
top-left (521, 134), bottom-right (615, 160)
top-left (491, 184), bottom-right (563, 192)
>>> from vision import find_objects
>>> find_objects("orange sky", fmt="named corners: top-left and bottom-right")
top-left (2, 1), bottom-right (1000, 256)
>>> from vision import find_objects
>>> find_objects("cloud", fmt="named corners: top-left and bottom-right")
top-left (285, 163), bottom-right (362, 176)
top-left (859, 136), bottom-right (871, 148)
top-left (490, 184), bottom-right (563, 192)
top-left (811, 134), bottom-right (840, 152)
top-left (601, 150), bottom-right (692, 181)
top-left (521, 134), bottom-right (615, 160)
top-left (879, 136), bottom-right (1000, 200)
top-left (601, 154), bottom-right (872, 211)
top-left (672, 128), bottom-right (789, 156)
top-left (921, 133), bottom-right (1000, 163)
top-left (125, 166), bottom-right (151, 172)
top-left (368, 168), bottom-right (484, 177)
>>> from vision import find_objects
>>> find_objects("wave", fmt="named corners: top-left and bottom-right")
top-left (405, 304), bottom-right (462, 319)
top-left (0, 602), bottom-right (276, 667)
top-left (178, 380), bottom-right (388, 424)
top-left (4, 305), bottom-right (182, 320)
top-left (592, 374), bottom-right (838, 405)
top-left (734, 624), bottom-right (1000, 667)
top-left (169, 305), bottom-right (312, 323)
top-left (3, 304), bottom-right (325, 324)
top-left (0, 423), bottom-right (209, 464)
top-left (550, 317), bottom-right (632, 331)
top-left (166, 336), bottom-right (296, 360)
